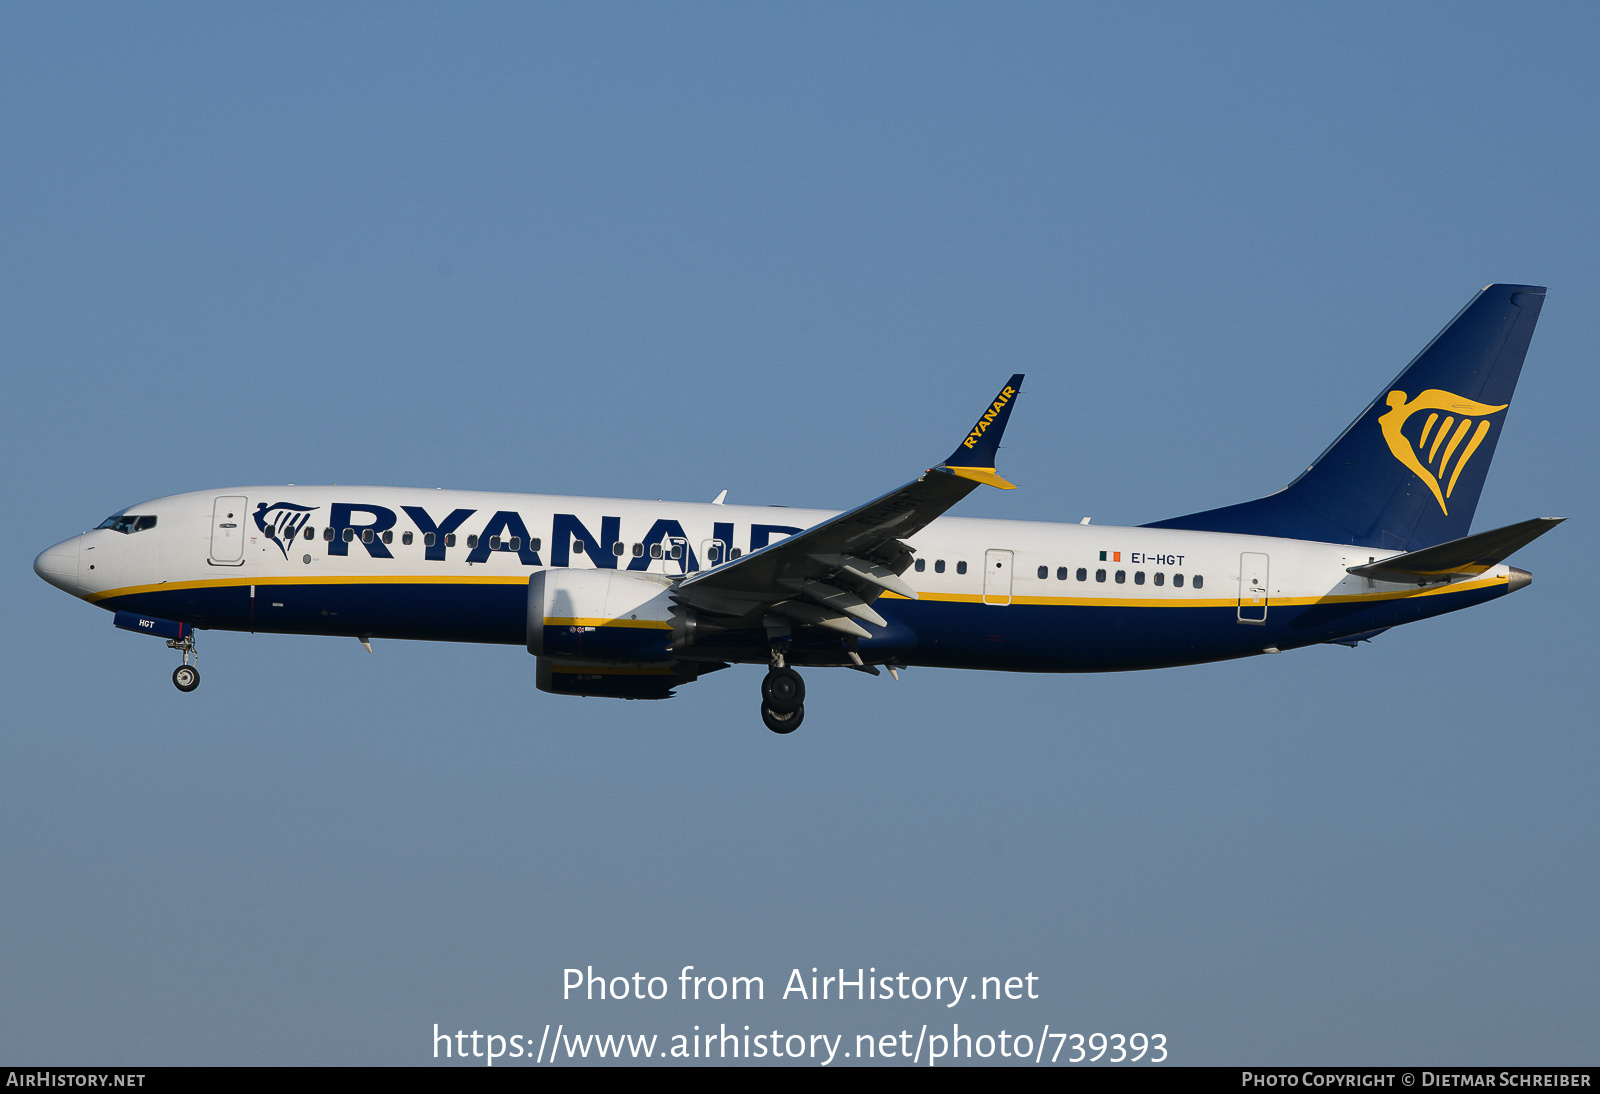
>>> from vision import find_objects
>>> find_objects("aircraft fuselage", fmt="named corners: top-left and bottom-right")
top-left (35, 485), bottom-right (1519, 673)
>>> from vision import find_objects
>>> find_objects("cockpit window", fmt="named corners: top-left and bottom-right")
top-left (96, 514), bottom-right (157, 534)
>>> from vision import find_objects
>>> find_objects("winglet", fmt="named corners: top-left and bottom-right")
top-left (939, 374), bottom-right (1024, 489)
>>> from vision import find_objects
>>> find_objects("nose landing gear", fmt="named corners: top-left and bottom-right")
top-left (760, 663), bottom-right (805, 734)
top-left (168, 632), bottom-right (199, 692)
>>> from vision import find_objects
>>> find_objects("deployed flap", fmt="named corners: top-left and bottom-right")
top-left (675, 375), bottom-right (1025, 623)
top-left (1346, 516), bottom-right (1563, 582)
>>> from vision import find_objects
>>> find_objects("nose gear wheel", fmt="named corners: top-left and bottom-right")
top-left (167, 632), bottom-right (199, 692)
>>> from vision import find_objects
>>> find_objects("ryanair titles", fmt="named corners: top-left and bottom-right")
top-left (262, 500), bottom-right (804, 573)
top-left (961, 385), bottom-right (1017, 450)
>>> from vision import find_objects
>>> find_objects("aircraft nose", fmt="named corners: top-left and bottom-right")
top-left (33, 537), bottom-right (82, 595)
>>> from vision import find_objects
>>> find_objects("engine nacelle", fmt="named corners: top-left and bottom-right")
top-left (527, 569), bottom-right (677, 663)
top-left (535, 656), bottom-right (709, 700)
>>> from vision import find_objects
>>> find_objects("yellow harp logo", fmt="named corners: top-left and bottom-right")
top-left (1378, 389), bottom-right (1507, 515)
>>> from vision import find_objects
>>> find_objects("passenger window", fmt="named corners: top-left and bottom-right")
top-left (324, 528), bottom-right (334, 541)
top-left (1193, 575), bottom-right (1204, 589)
top-left (1056, 567), bottom-right (1068, 580)
top-left (613, 542), bottom-right (625, 556)
top-left (731, 548), bottom-right (742, 559)
top-left (1076, 567), bottom-right (1087, 581)
top-left (1038, 565), bottom-right (1048, 579)
top-left (1154, 572), bottom-right (1164, 586)
top-left (490, 535), bottom-right (501, 550)
top-left (444, 533), bottom-right (455, 547)
top-left (956, 561), bottom-right (967, 574)
top-left (531, 539), bottom-right (541, 551)
top-left (1173, 573), bottom-right (1183, 587)
top-left (1095, 569), bottom-right (1106, 582)
top-left (382, 530), bottom-right (393, 544)
top-left (423, 532), bottom-right (435, 547)
top-left (343, 528), bottom-right (355, 542)
top-left (935, 560), bottom-right (945, 574)
top-left (707, 543), bottom-right (722, 563)
top-left (362, 529), bottom-right (373, 544)
top-left (670, 543), bottom-right (683, 559)
top-left (1134, 571), bottom-right (1145, 585)
top-left (467, 535), bottom-right (478, 549)
top-left (1115, 570), bottom-right (1125, 583)
top-left (573, 539), bottom-right (585, 555)
top-left (633, 543), bottom-right (644, 557)
top-left (650, 543), bottom-right (663, 559)
top-left (304, 527), bottom-right (315, 540)
top-left (915, 558), bottom-right (926, 572)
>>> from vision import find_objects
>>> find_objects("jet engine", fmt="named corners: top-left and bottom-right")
top-left (527, 569), bottom-right (678, 662)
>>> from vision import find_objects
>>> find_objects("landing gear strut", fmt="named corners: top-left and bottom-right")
top-left (760, 665), bottom-right (805, 734)
top-left (168, 632), bottom-right (199, 692)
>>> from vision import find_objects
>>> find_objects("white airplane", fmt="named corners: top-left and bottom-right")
top-left (35, 284), bottom-right (1561, 732)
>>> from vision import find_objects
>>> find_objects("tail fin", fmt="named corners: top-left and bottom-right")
top-left (1145, 284), bottom-right (1547, 551)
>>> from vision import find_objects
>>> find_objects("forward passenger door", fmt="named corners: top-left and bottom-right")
top-left (209, 496), bottom-right (248, 566)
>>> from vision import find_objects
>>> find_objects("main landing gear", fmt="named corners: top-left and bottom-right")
top-left (760, 662), bottom-right (805, 734)
top-left (168, 632), bottom-right (199, 692)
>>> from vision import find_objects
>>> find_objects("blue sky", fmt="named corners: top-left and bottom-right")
top-left (3, 2), bottom-right (1596, 1064)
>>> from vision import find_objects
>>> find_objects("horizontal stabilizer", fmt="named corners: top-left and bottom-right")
top-left (1324, 627), bottom-right (1391, 647)
top-left (1346, 516), bottom-right (1563, 582)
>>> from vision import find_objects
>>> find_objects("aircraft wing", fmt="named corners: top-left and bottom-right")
top-left (672, 375), bottom-right (1025, 639)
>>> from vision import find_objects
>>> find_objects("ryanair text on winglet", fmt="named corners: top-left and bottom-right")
top-left (961, 386), bottom-right (1017, 449)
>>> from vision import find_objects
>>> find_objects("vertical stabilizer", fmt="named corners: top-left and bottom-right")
top-left (1145, 284), bottom-right (1546, 551)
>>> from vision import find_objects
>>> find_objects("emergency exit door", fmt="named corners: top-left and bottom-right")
top-left (1238, 552), bottom-right (1269, 623)
top-left (983, 549), bottom-right (1014, 605)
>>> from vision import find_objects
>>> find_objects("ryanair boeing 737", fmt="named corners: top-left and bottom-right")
top-left (34, 284), bottom-right (1561, 732)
